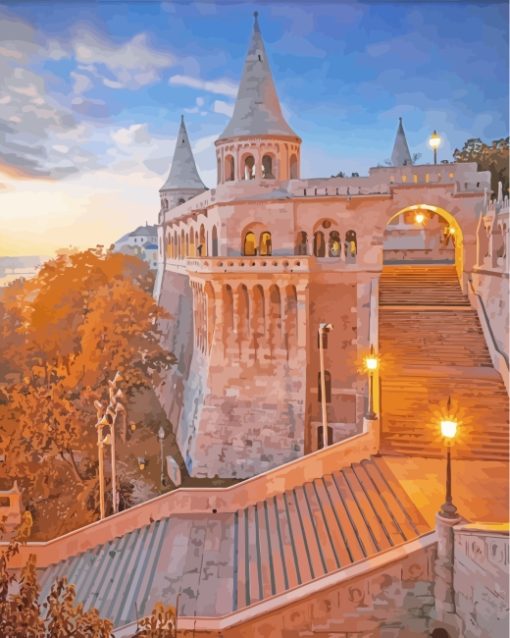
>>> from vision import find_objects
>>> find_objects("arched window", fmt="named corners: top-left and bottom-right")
top-left (243, 231), bottom-right (257, 256)
top-left (238, 284), bottom-right (250, 339)
top-left (225, 155), bottom-right (235, 182)
top-left (224, 284), bottom-right (234, 334)
top-left (345, 230), bottom-right (357, 262)
top-left (259, 231), bottom-right (272, 256)
top-left (296, 231), bottom-right (308, 255)
top-left (243, 155), bottom-right (255, 180)
top-left (217, 158), bottom-right (221, 183)
top-left (211, 225), bottom-right (218, 256)
top-left (314, 231), bottom-right (326, 257)
top-left (318, 370), bottom-right (331, 403)
top-left (198, 224), bottom-right (206, 257)
top-left (262, 155), bottom-right (274, 179)
top-left (328, 230), bottom-right (341, 257)
top-left (290, 154), bottom-right (298, 179)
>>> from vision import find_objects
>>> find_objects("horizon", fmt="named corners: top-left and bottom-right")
top-left (0, 0), bottom-right (508, 257)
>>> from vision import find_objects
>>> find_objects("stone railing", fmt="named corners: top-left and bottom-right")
top-left (476, 186), bottom-right (509, 273)
top-left (4, 419), bottom-right (380, 568)
top-left (454, 523), bottom-right (509, 638)
top-left (185, 255), bottom-right (312, 274)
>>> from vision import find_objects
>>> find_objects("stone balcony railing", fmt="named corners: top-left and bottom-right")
top-left (164, 254), bottom-right (367, 275)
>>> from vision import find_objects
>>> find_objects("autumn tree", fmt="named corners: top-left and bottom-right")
top-left (453, 136), bottom-right (509, 195)
top-left (0, 248), bottom-right (175, 536)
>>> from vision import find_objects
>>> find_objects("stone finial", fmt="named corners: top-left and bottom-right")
top-left (390, 117), bottom-right (413, 167)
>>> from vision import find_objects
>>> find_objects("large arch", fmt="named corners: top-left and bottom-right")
top-left (386, 204), bottom-right (464, 282)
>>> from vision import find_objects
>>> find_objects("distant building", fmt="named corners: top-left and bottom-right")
top-left (0, 256), bottom-right (49, 288)
top-left (113, 223), bottom-right (158, 269)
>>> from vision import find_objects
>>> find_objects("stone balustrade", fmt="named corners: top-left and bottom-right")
top-left (4, 420), bottom-right (379, 568)
top-left (454, 523), bottom-right (509, 638)
top-left (186, 255), bottom-right (312, 273)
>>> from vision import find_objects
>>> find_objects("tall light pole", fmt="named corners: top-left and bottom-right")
top-left (364, 345), bottom-right (379, 420)
top-left (439, 396), bottom-right (458, 519)
top-left (318, 323), bottom-right (333, 449)
top-left (158, 425), bottom-right (167, 487)
top-left (429, 130), bottom-right (441, 165)
top-left (93, 371), bottom-right (125, 519)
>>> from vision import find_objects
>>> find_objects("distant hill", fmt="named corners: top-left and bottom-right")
top-left (0, 255), bottom-right (50, 287)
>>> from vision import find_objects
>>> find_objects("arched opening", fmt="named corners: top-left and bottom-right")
top-left (181, 229), bottom-right (186, 257)
top-left (328, 230), bottom-right (341, 257)
top-left (243, 231), bottom-right (257, 256)
top-left (223, 284), bottom-right (234, 334)
top-left (189, 227), bottom-right (195, 257)
top-left (225, 155), bottom-right (235, 182)
top-left (269, 284), bottom-right (282, 350)
top-left (345, 230), bottom-right (357, 263)
top-left (295, 231), bottom-right (308, 255)
top-left (238, 284), bottom-right (250, 340)
top-left (243, 154), bottom-right (255, 180)
top-left (261, 154), bottom-right (274, 179)
top-left (173, 232), bottom-right (178, 259)
top-left (290, 154), bottom-right (298, 179)
top-left (178, 198), bottom-right (185, 205)
top-left (198, 224), bottom-right (206, 257)
top-left (217, 157), bottom-right (221, 184)
top-left (211, 225), bottom-right (218, 256)
top-left (252, 284), bottom-right (265, 353)
top-left (318, 370), bottom-right (332, 403)
top-left (384, 204), bottom-right (463, 276)
top-left (259, 231), bottom-right (272, 256)
top-left (431, 629), bottom-right (451, 638)
top-left (314, 231), bottom-right (326, 257)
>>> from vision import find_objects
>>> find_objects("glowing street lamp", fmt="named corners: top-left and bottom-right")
top-left (439, 396), bottom-right (458, 519)
top-left (364, 345), bottom-right (379, 419)
top-left (158, 426), bottom-right (168, 487)
top-left (318, 323), bottom-right (333, 449)
top-left (415, 212), bottom-right (425, 225)
top-left (429, 130), bottom-right (441, 165)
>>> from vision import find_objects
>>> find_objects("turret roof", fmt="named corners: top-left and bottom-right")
top-left (391, 117), bottom-right (413, 167)
top-left (219, 12), bottom-right (298, 140)
top-left (160, 116), bottom-right (206, 191)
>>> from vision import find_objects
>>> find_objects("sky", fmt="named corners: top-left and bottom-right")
top-left (0, 0), bottom-right (508, 256)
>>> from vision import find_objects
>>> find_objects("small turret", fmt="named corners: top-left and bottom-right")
top-left (391, 117), bottom-right (413, 167)
top-left (160, 115), bottom-right (207, 210)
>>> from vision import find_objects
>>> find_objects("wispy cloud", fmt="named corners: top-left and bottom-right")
top-left (212, 99), bottom-right (234, 118)
top-left (169, 74), bottom-right (237, 98)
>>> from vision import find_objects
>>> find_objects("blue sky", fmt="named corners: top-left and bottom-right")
top-left (0, 0), bottom-right (508, 255)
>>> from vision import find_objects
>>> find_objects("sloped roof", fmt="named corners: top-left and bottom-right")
top-left (160, 116), bottom-right (206, 192)
top-left (391, 117), bottom-right (413, 166)
top-left (219, 12), bottom-right (298, 140)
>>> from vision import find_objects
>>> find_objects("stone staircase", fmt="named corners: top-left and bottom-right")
top-left (233, 456), bottom-right (429, 609)
top-left (379, 264), bottom-right (509, 460)
top-left (37, 457), bottom-right (430, 624)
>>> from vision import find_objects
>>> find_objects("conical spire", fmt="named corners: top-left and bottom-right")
top-left (219, 12), bottom-right (298, 140)
top-left (390, 117), bottom-right (412, 167)
top-left (160, 115), bottom-right (206, 191)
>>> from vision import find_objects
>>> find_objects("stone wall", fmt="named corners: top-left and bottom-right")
top-left (471, 269), bottom-right (509, 364)
top-left (454, 524), bottom-right (509, 638)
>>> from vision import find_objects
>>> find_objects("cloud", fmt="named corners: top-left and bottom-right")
top-left (111, 123), bottom-right (151, 146)
top-left (169, 74), bottom-right (237, 98)
top-left (70, 71), bottom-right (93, 95)
top-left (213, 99), bottom-right (234, 118)
top-left (193, 134), bottom-right (217, 155)
top-left (73, 31), bottom-right (174, 89)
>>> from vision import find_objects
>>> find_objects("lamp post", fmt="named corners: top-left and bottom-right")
top-left (429, 130), bottom-right (441, 165)
top-left (158, 426), bottom-right (167, 487)
top-left (439, 396), bottom-right (458, 519)
top-left (318, 323), bottom-right (333, 449)
top-left (364, 345), bottom-right (379, 419)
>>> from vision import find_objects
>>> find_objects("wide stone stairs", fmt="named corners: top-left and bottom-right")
top-left (379, 265), bottom-right (509, 460)
top-left (37, 457), bottom-right (430, 624)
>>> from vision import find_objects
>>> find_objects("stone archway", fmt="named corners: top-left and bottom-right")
top-left (385, 204), bottom-right (464, 284)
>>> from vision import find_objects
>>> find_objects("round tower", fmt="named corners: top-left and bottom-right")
top-left (215, 12), bottom-right (301, 185)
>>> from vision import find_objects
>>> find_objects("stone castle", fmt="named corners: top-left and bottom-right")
top-left (4, 14), bottom-right (507, 637)
top-left (153, 13), bottom-right (506, 479)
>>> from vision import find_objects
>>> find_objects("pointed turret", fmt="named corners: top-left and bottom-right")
top-left (215, 13), bottom-right (301, 184)
top-left (391, 117), bottom-right (413, 167)
top-left (161, 116), bottom-right (206, 192)
top-left (219, 12), bottom-right (297, 140)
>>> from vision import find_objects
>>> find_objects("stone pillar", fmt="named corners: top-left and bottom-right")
top-left (433, 512), bottom-right (462, 633)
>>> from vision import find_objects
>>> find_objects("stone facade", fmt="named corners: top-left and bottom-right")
top-left (154, 15), bottom-right (493, 478)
